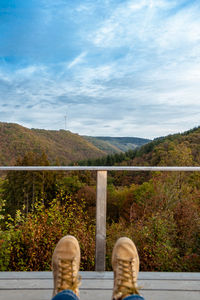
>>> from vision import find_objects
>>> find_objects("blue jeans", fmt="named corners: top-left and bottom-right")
top-left (52, 289), bottom-right (145, 300)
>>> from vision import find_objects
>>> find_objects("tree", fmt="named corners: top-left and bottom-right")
top-left (3, 152), bottom-right (59, 215)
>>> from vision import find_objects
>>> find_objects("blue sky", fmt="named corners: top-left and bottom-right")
top-left (0, 0), bottom-right (200, 139)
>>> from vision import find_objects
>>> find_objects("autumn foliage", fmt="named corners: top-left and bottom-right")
top-left (1, 127), bottom-right (200, 271)
top-left (0, 195), bottom-right (95, 271)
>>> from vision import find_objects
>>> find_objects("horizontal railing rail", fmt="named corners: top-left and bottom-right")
top-left (1, 166), bottom-right (200, 171)
top-left (1, 165), bottom-right (200, 271)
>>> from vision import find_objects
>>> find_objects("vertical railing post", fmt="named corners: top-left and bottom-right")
top-left (95, 170), bottom-right (107, 271)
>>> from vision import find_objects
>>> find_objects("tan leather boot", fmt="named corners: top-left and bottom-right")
top-left (112, 237), bottom-right (140, 300)
top-left (52, 235), bottom-right (81, 298)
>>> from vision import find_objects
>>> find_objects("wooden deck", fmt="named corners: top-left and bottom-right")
top-left (0, 272), bottom-right (200, 300)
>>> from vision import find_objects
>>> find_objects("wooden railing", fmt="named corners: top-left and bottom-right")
top-left (1, 166), bottom-right (200, 271)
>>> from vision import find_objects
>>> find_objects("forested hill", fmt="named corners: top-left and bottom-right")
top-left (0, 122), bottom-right (106, 165)
top-left (131, 126), bottom-right (200, 166)
top-left (83, 136), bottom-right (151, 153)
top-left (81, 126), bottom-right (200, 166)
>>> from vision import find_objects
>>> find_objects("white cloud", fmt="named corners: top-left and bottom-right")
top-left (1, 0), bottom-right (200, 138)
top-left (16, 65), bottom-right (47, 77)
top-left (67, 52), bottom-right (87, 69)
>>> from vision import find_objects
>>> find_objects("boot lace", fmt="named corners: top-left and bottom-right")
top-left (113, 257), bottom-right (139, 300)
top-left (56, 258), bottom-right (81, 295)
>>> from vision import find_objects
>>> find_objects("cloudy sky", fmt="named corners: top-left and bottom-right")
top-left (0, 0), bottom-right (200, 139)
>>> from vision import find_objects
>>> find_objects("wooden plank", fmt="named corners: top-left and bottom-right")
top-left (95, 171), bottom-right (107, 271)
top-left (141, 291), bottom-right (200, 300)
top-left (1, 272), bottom-right (200, 300)
top-left (1, 271), bottom-right (200, 280)
top-left (0, 278), bottom-right (200, 291)
top-left (0, 289), bottom-right (200, 300)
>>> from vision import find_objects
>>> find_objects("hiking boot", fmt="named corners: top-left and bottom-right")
top-left (112, 237), bottom-right (140, 300)
top-left (52, 235), bottom-right (81, 298)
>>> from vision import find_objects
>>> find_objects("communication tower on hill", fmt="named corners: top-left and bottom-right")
top-left (64, 115), bottom-right (67, 130)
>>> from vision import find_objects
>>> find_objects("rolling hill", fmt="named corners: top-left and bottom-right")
top-left (83, 136), bottom-right (151, 153)
top-left (129, 126), bottom-right (200, 166)
top-left (0, 122), bottom-right (106, 165)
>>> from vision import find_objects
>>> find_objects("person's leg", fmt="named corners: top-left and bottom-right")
top-left (52, 289), bottom-right (79, 300)
top-left (51, 235), bottom-right (81, 299)
top-left (123, 295), bottom-right (145, 300)
top-left (111, 237), bottom-right (143, 300)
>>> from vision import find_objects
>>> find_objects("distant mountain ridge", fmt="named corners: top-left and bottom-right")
top-left (83, 136), bottom-right (151, 153)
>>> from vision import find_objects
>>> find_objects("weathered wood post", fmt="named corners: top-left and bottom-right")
top-left (95, 170), bottom-right (107, 271)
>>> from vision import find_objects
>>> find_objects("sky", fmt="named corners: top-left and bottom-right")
top-left (0, 0), bottom-right (200, 139)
